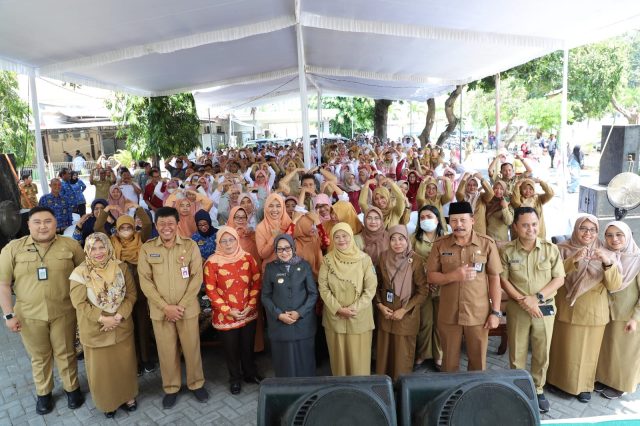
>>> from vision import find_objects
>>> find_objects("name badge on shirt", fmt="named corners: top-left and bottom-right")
top-left (37, 267), bottom-right (48, 281)
top-left (474, 263), bottom-right (484, 272)
top-left (385, 290), bottom-right (394, 303)
top-left (181, 266), bottom-right (190, 279)
top-left (442, 252), bottom-right (453, 256)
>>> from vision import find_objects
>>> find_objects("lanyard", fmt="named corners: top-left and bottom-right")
top-left (32, 242), bottom-right (54, 266)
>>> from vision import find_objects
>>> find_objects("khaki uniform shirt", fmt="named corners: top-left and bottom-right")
top-left (484, 203), bottom-right (514, 242)
top-left (0, 235), bottom-right (85, 321)
top-left (499, 238), bottom-right (565, 297)
top-left (93, 177), bottom-right (114, 201)
top-left (427, 231), bottom-right (502, 326)
top-left (138, 236), bottom-right (203, 321)
top-left (608, 277), bottom-right (640, 322)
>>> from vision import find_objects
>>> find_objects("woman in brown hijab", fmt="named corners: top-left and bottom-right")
top-left (374, 225), bottom-right (428, 380)
top-left (547, 215), bottom-right (622, 403)
top-left (595, 221), bottom-right (640, 399)
top-left (354, 207), bottom-right (389, 267)
top-left (482, 180), bottom-right (514, 244)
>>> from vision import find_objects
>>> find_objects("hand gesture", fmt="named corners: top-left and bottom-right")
top-left (591, 249), bottom-right (613, 266)
top-left (337, 307), bottom-right (356, 319)
top-left (278, 313), bottom-right (296, 325)
top-left (391, 307), bottom-right (407, 321)
top-left (163, 305), bottom-right (185, 322)
top-left (5, 317), bottom-right (21, 333)
top-left (484, 314), bottom-right (499, 330)
top-left (453, 265), bottom-right (477, 282)
top-left (517, 295), bottom-right (543, 319)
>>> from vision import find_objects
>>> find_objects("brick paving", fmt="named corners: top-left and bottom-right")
top-left (1, 321), bottom-right (639, 425)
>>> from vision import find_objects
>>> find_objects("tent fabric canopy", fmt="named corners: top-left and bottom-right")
top-left (2, 0), bottom-right (640, 108)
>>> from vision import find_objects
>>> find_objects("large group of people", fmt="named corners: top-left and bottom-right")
top-left (2, 137), bottom-right (637, 418)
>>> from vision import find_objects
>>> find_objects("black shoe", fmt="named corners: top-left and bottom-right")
top-left (244, 375), bottom-right (264, 385)
top-left (143, 362), bottom-right (156, 374)
top-left (230, 383), bottom-right (241, 395)
top-left (594, 381), bottom-right (607, 393)
top-left (105, 411), bottom-right (116, 418)
top-left (162, 392), bottom-right (178, 409)
top-left (76, 352), bottom-right (84, 361)
top-left (66, 388), bottom-right (84, 409)
top-left (36, 393), bottom-right (53, 415)
top-left (192, 387), bottom-right (209, 403)
top-left (537, 393), bottom-right (550, 413)
top-left (577, 392), bottom-right (591, 403)
top-left (121, 400), bottom-right (138, 412)
top-left (602, 388), bottom-right (624, 400)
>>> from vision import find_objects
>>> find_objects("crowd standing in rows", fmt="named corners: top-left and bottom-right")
top-left (2, 135), bottom-right (638, 418)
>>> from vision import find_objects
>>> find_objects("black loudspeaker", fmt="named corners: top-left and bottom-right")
top-left (257, 375), bottom-right (397, 426)
top-left (599, 125), bottom-right (640, 185)
top-left (397, 370), bottom-right (540, 426)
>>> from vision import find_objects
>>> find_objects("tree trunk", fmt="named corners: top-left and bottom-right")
top-left (436, 85), bottom-right (463, 146)
top-left (374, 99), bottom-right (392, 141)
top-left (611, 96), bottom-right (639, 124)
top-left (418, 98), bottom-right (436, 147)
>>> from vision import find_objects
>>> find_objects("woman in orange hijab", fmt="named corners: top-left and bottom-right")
top-left (227, 206), bottom-right (261, 270)
top-left (255, 193), bottom-right (294, 267)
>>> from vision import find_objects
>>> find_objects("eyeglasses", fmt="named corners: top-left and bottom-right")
top-left (445, 173), bottom-right (454, 177)
top-left (219, 238), bottom-right (237, 245)
top-left (234, 215), bottom-right (247, 221)
top-left (276, 247), bottom-right (292, 253)
top-left (367, 216), bottom-right (382, 222)
top-left (578, 227), bottom-right (597, 234)
top-left (605, 232), bottom-right (625, 239)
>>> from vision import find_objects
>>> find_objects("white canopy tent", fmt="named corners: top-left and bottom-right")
top-left (2, 0), bottom-right (640, 188)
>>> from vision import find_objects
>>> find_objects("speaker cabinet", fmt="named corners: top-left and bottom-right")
top-left (599, 125), bottom-right (640, 185)
top-left (397, 370), bottom-right (539, 426)
top-left (258, 375), bottom-right (396, 426)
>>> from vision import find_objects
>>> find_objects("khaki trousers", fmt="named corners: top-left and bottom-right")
top-left (506, 300), bottom-right (555, 394)
top-left (20, 314), bottom-right (79, 396)
top-left (415, 296), bottom-right (442, 363)
top-left (152, 316), bottom-right (204, 393)
top-left (438, 322), bottom-right (488, 372)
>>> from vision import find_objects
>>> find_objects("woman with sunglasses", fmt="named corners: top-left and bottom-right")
top-left (261, 235), bottom-right (318, 377)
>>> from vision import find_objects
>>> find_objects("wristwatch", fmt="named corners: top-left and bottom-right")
top-left (3, 313), bottom-right (15, 320)
top-left (536, 292), bottom-right (545, 304)
top-left (490, 309), bottom-right (503, 319)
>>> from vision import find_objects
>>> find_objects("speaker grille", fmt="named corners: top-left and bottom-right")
top-left (371, 384), bottom-right (392, 405)
top-left (438, 389), bottom-right (463, 425)
top-left (514, 378), bottom-right (534, 400)
top-left (292, 394), bottom-right (318, 426)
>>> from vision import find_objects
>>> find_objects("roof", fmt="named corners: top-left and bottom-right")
top-left (2, 0), bottom-right (640, 108)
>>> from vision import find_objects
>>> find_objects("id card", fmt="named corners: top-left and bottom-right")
top-left (385, 290), bottom-right (394, 303)
top-left (474, 262), bottom-right (484, 272)
top-left (37, 267), bottom-right (48, 281)
top-left (180, 266), bottom-right (190, 279)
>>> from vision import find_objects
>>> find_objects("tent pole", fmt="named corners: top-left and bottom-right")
top-left (559, 46), bottom-right (569, 202)
top-left (317, 90), bottom-right (323, 165)
top-left (495, 73), bottom-right (501, 151)
top-left (295, 21), bottom-right (311, 169)
top-left (29, 72), bottom-right (48, 194)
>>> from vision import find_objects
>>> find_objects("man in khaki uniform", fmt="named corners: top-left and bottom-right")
top-left (0, 206), bottom-right (85, 415)
top-left (499, 207), bottom-right (565, 413)
top-left (138, 206), bottom-right (209, 409)
top-left (427, 201), bottom-right (503, 372)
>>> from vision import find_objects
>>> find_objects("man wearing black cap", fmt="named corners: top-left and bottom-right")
top-left (426, 201), bottom-right (503, 372)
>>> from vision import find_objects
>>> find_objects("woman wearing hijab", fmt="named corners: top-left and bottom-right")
top-left (328, 200), bottom-right (363, 238)
top-left (374, 225), bottom-right (428, 380)
top-left (456, 172), bottom-right (494, 235)
top-left (69, 170), bottom-right (87, 215)
top-left (204, 227), bottom-right (262, 394)
top-left (72, 199), bottom-right (111, 246)
top-left (228, 206), bottom-right (261, 269)
top-left (192, 209), bottom-right (218, 260)
top-left (412, 205), bottom-right (445, 370)
top-left (416, 176), bottom-right (452, 231)
top-left (69, 234), bottom-right (138, 418)
top-left (511, 178), bottom-right (554, 239)
top-left (358, 177), bottom-right (406, 229)
top-left (568, 145), bottom-right (584, 193)
top-left (292, 210), bottom-right (324, 279)
top-left (595, 221), bottom-right (640, 399)
top-left (261, 235), bottom-right (318, 377)
top-left (547, 215), bottom-right (622, 403)
top-left (406, 170), bottom-right (422, 211)
top-left (318, 223), bottom-right (378, 376)
top-left (339, 171), bottom-right (362, 214)
top-left (256, 193), bottom-right (294, 267)
top-left (354, 207), bottom-right (389, 268)
top-left (107, 185), bottom-right (128, 219)
top-left (238, 193), bottom-right (262, 230)
top-left (482, 180), bottom-right (514, 244)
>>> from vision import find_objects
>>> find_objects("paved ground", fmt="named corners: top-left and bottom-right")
top-left (1, 322), bottom-right (639, 426)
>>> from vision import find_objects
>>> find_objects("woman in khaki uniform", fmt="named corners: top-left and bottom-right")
top-left (375, 225), bottom-right (428, 380)
top-left (416, 176), bottom-right (452, 232)
top-left (412, 205), bottom-right (445, 370)
top-left (358, 178), bottom-right (406, 229)
top-left (455, 172), bottom-right (494, 235)
top-left (595, 221), bottom-right (640, 399)
top-left (69, 233), bottom-right (138, 418)
top-left (482, 180), bottom-right (514, 244)
top-left (547, 215), bottom-right (622, 403)
top-left (511, 178), bottom-right (554, 240)
top-left (319, 223), bottom-right (377, 376)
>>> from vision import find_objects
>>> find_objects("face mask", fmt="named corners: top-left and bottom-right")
top-left (167, 187), bottom-right (176, 194)
top-left (118, 229), bottom-right (134, 239)
top-left (420, 219), bottom-right (437, 232)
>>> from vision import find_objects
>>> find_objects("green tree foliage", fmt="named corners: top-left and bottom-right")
top-left (0, 71), bottom-right (35, 167)
top-left (469, 77), bottom-right (527, 131)
top-left (520, 97), bottom-right (575, 132)
top-left (322, 97), bottom-right (374, 137)
top-left (106, 93), bottom-right (201, 160)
